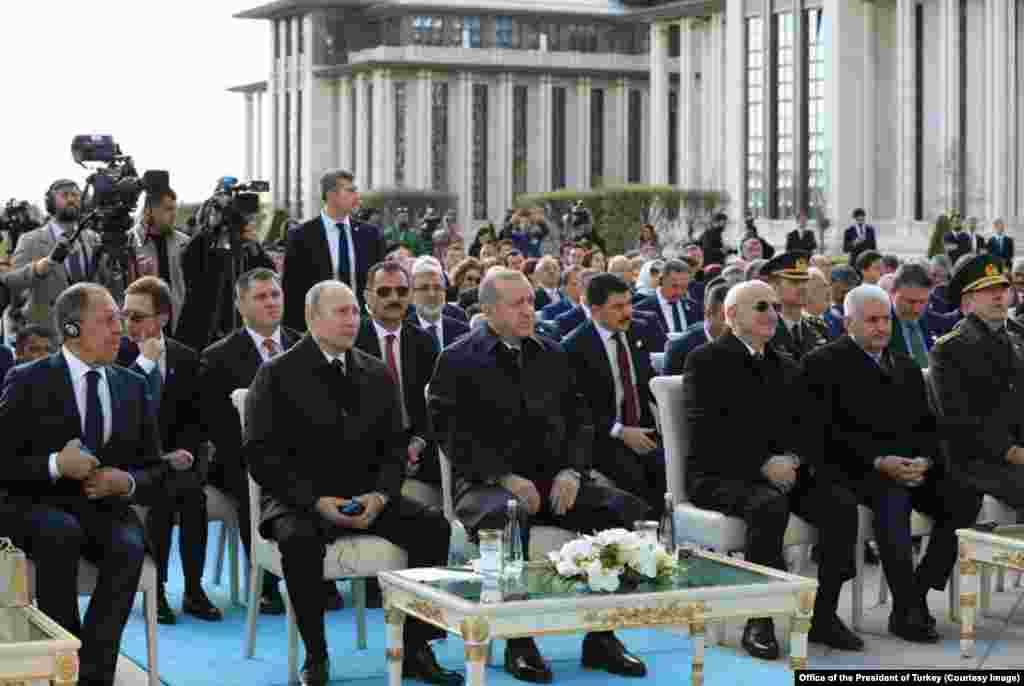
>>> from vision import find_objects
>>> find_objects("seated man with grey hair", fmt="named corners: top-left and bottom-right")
top-left (885, 262), bottom-right (942, 368)
top-left (408, 256), bottom-right (470, 350)
top-left (684, 279), bottom-right (860, 658)
top-left (633, 258), bottom-right (702, 350)
top-left (804, 284), bottom-right (980, 643)
top-left (429, 268), bottom-right (651, 683)
top-left (663, 278), bottom-right (731, 375)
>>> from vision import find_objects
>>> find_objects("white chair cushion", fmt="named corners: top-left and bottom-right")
top-left (26, 556), bottom-right (158, 599)
top-left (327, 536), bottom-right (408, 578)
top-left (676, 504), bottom-right (817, 551)
top-left (402, 479), bottom-right (443, 510)
top-left (982, 495), bottom-right (1018, 524)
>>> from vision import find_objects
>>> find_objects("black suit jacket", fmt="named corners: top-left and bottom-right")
top-left (682, 333), bottom-right (806, 485)
top-left (443, 303), bottom-right (468, 323)
top-left (428, 326), bottom-right (587, 488)
top-left (844, 224), bottom-right (877, 265)
top-left (803, 336), bottom-right (940, 484)
top-left (199, 327), bottom-right (301, 476)
top-left (117, 337), bottom-right (203, 460)
top-left (0, 346), bottom-right (14, 387)
top-left (439, 315), bottom-right (470, 347)
top-left (663, 322), bottom-right (709, 376)
top-left (988, 234), bottom-right (1015, 265)
top-left (563, 321), bottom-right (657, 464)
top-left (354, 319), bottom-right (438, 443)
top-left (245, 335), bottom-right (405, 535)
top-left (282, 216), bottom-right (386, 331)
top-left (943, 231), bottom-right (974, 266)
top-left (0, 352), bottom-right (165, 505)
top-left (534, 288), bottom-right (564, 312)
top-left (785, 229), bottom-right (818, 253)
top-left (633, 294), bottom-right (703, 351)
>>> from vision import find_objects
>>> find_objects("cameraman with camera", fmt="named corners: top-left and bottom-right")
top-left (133, 187), bottom-right (189, 333)
top-left (6, 179), bottom-right (101, 330)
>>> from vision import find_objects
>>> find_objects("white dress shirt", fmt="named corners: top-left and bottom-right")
top-left (657, 291), bottom-right (686, 333)
top-left (321, 210), bottom-right (356, 285)
top-left (133, 335), bottom-right (167, 381)
top-left (372, 320), bottom-right (409, 429)
top-left (418, 315), bottom-right (443, 350)
top-left (247, 327), bottom-right (284, 362)
top-left (593, 321), bottom-right (640, 439)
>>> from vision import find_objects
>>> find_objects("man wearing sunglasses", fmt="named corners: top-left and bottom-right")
top-left (683, 280), bottom-right (861, 660)
top-left (762, 251), bottom-right (829, 361)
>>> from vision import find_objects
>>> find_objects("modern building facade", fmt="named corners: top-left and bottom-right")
top-left (231, 0), bottom-right (1024, 254)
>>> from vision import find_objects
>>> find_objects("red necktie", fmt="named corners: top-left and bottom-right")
top-left (262, 338), bottom-right (278, 360)
top-left (615, 333), bottom-right (640, 426)
top-left (385, 334), bottom-right (399, 383)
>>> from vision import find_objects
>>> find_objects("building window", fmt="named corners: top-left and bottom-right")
top-left (513, 85), bottom-right (528, 197)
top-left (496, 17), bottom-right (515, 48)
top-left (432, 82), bottom-right (449, 191)
top-left (395, 81), bottom-right (406, 187)
top-left (552, 87), bottom-right (567, 189)
top-left (668, 90), bottom-right (678, 186)
top-left (805, 9), bottom-right (826, 220)
top-left (472, 84), bottom-right (488, 219)
top-left (591, 88), bottom-right (604, 188)
top-left (746, 17), bottom-right (765, 217)
top-left (413, 16), bottom-right (446, 45)
top-left (628, 90), bottom-right (642, 183)
top-left (774, 12), bottom-right (795, 219)
top-left (463, 17), bottom-right (481, 48)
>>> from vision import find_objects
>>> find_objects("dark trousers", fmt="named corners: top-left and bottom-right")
top-left (958, 459), bottom-right (1024, 510)
top-left (690, 469), bottom-right (858, 619)
top-left (855, 471), bottom-right (981, 613)
top-left (147, 469), bottom-right (208, 591)
top-left (267, 496), bottom-right (450, 662)
top-left (12, 500), bottom-right (146, 686)
top-left (593, 442), bottom-right (667, 516)
top-left (456, 477), bottom-right (651, 550)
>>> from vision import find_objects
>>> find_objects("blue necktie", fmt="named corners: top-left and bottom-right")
top-left (671, 301), bottom-right (684, 333)
top-left (336, 223), bottom-right (352, 285)
top-left (84, 370), bottom-right (103, 454)
top-left (427, 323), bottom-right (440, 350)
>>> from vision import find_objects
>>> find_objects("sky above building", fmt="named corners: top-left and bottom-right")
top-left (0, 1), bottom-right (268, 207)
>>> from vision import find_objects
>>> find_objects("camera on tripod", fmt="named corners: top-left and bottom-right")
top-left (195, 177), bottom-right (269, 241)
top-left (0, 200), bottom-right (41, 253)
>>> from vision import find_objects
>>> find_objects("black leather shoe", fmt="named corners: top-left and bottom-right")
top-left (741, 618), bottom-right (780, 660)
top-left (581, 631), bottom-right (647, 677)
top-left (889, 608), bottom-right (940, 644)
top-left (300, 656), bottom-right (330, 686)
top-left (183, 590), bottom-right (223, 622)
top-left (504, 638), bottom-right (553, 683)
top-left (808, 615), bottom-right (864, 651)
top-left (259, 588), bottom-right (286, 616)
top-left (156, 586), bottom-right (176, 625)
top-left (325, 582), bottom-right (344, 612)
top-left (402, 643), bottom-right (464, 685)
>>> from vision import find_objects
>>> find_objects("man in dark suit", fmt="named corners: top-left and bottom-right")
top-left (804, 284), bottom-right (980, 643)
top-left (200, 268), bottom-right (305, 615)
top-left (553, 267), bottom-right (599, 338)
top-left (927, 256), bottom-right (958, 315)
top-left (633, 259), bottom-right (702, 351)
top-left (355, 261), bottom-right (441, 488)
top-left (118, 276), bottom-right (222, 624)
top-left (532, 256), bottom-right (563, 311)
top-left (540, 266), bottom-right (581, 322)
top-left (683, 280), bottom-right (860, 659)
top-left (844, 208), bottom-right (877, 267)
top-left (886, 262), bottom-right (939, 368)
top-left (786, 211), bottom-right (818, 253)
top-left (246, 280), bottom-right (460, 686)
top-left (0, 343), bottom-right (14, 385)
top-left (699, 212), bottom-right (732, 267)
top-left (563, 274), bottom-right (665, 513)
top-left (14, 324), bottom-right (56, 365)
top-left (664, 279), bottom-right (730, 376)
top-left (409, 257), bottom-right (471, 350)
top-left (931, 254), bottom-right (1024, 510)
top-left (987, 218), bottom-right (1014, 266)
top-left (1, 283), bottom-right (166, 686)
top-left (429, 268), bottom-right (650, 683)
top-left (943, 211), bottom-right (974, 267)
top-left (762, 252), bottom-right (829, 361)
top-left (824, 266), bottom-right (860, 339)
top-left (282, 169), bottom-right (386, 332)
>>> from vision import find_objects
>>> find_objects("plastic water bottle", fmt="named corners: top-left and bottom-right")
top-left (659, 492), bottom-right (677, 556)
top-left (504, 499), bottom-right (525, 576)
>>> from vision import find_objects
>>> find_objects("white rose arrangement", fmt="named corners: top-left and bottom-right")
top-left (547, 529), bottom-right (678, 593)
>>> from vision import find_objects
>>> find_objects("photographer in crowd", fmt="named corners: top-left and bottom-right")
top-left (133, 187), bottom-right (189, 334)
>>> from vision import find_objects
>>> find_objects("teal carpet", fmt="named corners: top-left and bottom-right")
top-left (106, 524), bottom-right (795, 686)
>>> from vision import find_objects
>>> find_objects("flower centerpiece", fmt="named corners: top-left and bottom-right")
top-left (546, 529), bottom-right (678, 593)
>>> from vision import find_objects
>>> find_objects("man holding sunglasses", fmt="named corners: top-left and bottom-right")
top-left (683, 280), bottom-right (861, 660)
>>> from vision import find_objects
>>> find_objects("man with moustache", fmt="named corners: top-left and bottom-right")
top-left (132, 187), bottom-right (189, 333)
top-left (409, 257), bottom-right (469, 352)
top-left (761, 252), bottom-right (828, 361)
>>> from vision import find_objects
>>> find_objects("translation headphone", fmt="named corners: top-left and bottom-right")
top-left (45, 179), bottom-right (81, 216)
top-left (62, 320), bottom-right (81, 339)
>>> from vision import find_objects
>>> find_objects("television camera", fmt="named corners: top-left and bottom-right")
top-left (0, 200), bottom-right (42, 253)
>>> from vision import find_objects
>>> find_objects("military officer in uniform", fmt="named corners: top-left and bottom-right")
top-left (761, 251), bottom-right (829, 361)
top-left (929, 254), bottom-right (1024, 508)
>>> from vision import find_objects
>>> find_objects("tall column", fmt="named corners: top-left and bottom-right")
top-left (792, 5), bottom-right (806, 211)
top-left (993, 0), bottom-right (1009, 219)
top-left (255, 92), bottom-right (264, 179)
top-left (411, 70), bottom-right (434, 189)
top-left (372, 69), bottom-right (395, 189)
top-left (897, 0), bottom-right (917, 225)
top-left (289, 16), bottom-right (301, 212)
top-left (339, 77), bottom-right (353, 172)
top-left (649, 22), bottom-right (670, 184)
top-left (862, 1), bottom-right (875, 218)
top-left (454, 72), bottom-right (474, 230)
top-left (244, 93), bottom-right (255, 180)
top-left (575, 77), bottom-right (593, 189)
top-left (266, 21), bottom-right (276, 203)
top-left (496, 74), bottom-right (515, 215)
top-left (705, 15), bottom-right (724, 191)
top-left (275, 19), bottom-right (288, 208)
top-left (608, 78), bottom-right (630, 184)
top-left (726, 0), bottom-right (746, 222)
top-left (301, 13), bottom-right (316, 218)
top-left (943, 0), bottom-right (962, 211)
top-left (677, 19), bottom-right (694, 189)
top-left (355, 73), bottom-right (370, 185)
top-left (1008, 0), bottom-right (1017, 219)
top-left (530, 74), bottom-right (553, 193)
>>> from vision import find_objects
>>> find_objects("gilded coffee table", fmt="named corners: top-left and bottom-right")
top-left (956, 524), bottom-right (1024, 658)
top-left (0, 604), bottom-right (80, 685)
top-left (379, 549), bottom-right (818, 686)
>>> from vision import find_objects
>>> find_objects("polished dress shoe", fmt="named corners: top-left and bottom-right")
top-left (504, 637), bottom-right (553, 683)
top-left (581, 631), bottom-right (647, 677)
top-left (156, 586), bottom-right (176, 625)
top-left (259, 587), bottom-right (286, 616)
top-left (889, 607), bottom-right (940, 643)
top-left (808, 615), bottom-right (864, 651)
top-left (183, 590), bottom-right (223, 622)
top-left (300, 655), bottom-right (330, 686)
top-left (325, 582), bottom-right (344, 612)
top-left (741, 618), bottom-right (780, 660)
top-left (402, 643), bottom-right (464, 685)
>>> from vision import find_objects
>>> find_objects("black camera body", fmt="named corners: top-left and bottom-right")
top-left (195, 177), bottom-right (268, 243)
top-left (0, 200), bottom-right (41, 253)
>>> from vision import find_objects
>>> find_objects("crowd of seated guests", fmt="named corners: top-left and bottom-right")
top-left (4, 171), bottom-right (1022, 686)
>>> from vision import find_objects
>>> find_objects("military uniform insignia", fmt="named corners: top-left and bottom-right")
top-left (934, 329), bottom-right (960, 346)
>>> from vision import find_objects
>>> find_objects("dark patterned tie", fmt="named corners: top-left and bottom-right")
top-left (84, 370), bottom-right (103, 454)
top-left (615, 333), bottom-right (640, 426)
